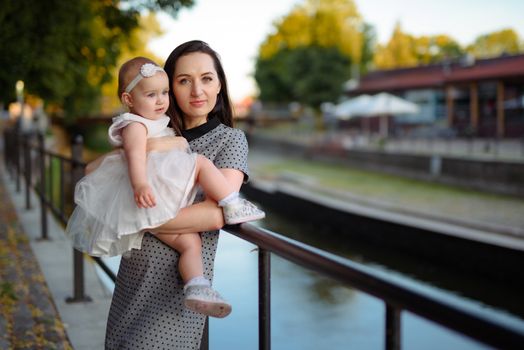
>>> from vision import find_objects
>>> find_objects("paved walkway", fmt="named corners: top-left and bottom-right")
top-left (0, 172), bottom-right (72, 349)
top-left (0, 165), bottom-right (112, 349)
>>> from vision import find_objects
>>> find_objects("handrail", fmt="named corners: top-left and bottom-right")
top-left (4, 127), bottom-right (524, 349)
top-left (224, 224), bottom-right (524, 349)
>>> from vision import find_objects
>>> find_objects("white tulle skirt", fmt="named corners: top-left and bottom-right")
top-left (66, 149), bottom-right (197, 257)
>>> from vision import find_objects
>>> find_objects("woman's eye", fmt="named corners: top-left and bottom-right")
top-left (203, 76), bottom-right (213, 83)
top-left (179, 79), bottom-right (190, 85)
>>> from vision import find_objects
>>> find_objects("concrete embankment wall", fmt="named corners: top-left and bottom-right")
top-left (249, 135), bottom-right (524, 197)
top-left (243, 181), bottom-right (524, 289)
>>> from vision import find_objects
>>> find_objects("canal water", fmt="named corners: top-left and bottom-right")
top-left (99, 206), bottom-right (524, 350)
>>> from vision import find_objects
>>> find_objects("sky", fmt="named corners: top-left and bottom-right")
top-left (148, 0), bottom-right (524, 102)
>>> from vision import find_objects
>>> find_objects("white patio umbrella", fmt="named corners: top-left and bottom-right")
top-left (333, 93), bottom-right (419, 136)
top-left (333, 94), bottom-right (372, 120)
top-left (352, 92), bottom-right (420, 137)
top-left (363, 92), bottom-right (420, 115)
top-left (369, 92), bottom-right (419, 137)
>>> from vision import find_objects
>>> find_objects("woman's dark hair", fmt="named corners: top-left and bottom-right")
top-left (164, 40), bottom-right (234, 132)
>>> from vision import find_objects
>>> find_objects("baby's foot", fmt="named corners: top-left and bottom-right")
top-left (184, 285), bottom-right (232, 318)
top-left (223, 198), bottom-right (265, 225)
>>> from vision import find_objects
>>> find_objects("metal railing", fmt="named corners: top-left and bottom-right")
top-left (3, 127), bottom-right (524, 350)
top-left (3, 128), bottom-right (115, 302)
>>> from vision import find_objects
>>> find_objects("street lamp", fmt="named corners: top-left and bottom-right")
top-left (16, 80), bottom-right (24, 105)
top-left (15, 80), bottom-right (27, 130)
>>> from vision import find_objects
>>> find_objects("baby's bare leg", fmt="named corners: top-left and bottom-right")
top-left (195, 154), bottom-right (235, 201)
top-left (155, 232), bottom-right (203, 283)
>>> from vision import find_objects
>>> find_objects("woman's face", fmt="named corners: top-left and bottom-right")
top-left (172, 52), bottom-right (221, 127)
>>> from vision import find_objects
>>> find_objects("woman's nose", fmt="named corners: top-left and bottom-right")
top-left (191, 81), bottom-right (202, 96)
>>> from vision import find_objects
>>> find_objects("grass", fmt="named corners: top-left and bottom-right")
top-left (254, 158), bottom-right (524, 228)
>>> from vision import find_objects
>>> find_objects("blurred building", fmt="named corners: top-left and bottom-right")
top-left (347, 54), bottom-right (524, 138)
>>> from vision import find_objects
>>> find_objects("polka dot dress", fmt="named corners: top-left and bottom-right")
top-left (105, 118), bottom-right (249, 349)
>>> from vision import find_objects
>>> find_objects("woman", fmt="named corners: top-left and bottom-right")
top-left (105, 40), bottom-right (252, 349)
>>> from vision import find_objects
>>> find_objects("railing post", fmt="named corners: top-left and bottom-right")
top-left (37, 132), bottom-right (48, 240)
top-left (259, 248), bottom-right (271, 350)
top-left (15, 129), bottom-right (21, 192)
top-left (23, 132), bottom-right (32, 209)
top-left (4, 128), bottom-right (13, 179)
top-left (66, 134), bottom-right (91, 303)
top-left (3, 129), bottom-right (9, 175)
top-left (385, 303), bottom-right (401, 350)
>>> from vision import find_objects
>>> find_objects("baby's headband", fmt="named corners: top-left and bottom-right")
top-left (125, 63), bottom-right (165, 93)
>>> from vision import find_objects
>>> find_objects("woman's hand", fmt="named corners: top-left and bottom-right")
top-left (146, 136), bottom-right (189, 152)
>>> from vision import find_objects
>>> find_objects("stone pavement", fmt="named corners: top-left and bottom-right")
top-left (0, 172), bottom-right (72, 349)
top-left (0, 165), bottom-right (112, 350)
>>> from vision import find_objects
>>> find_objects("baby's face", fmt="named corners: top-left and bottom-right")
top-left (129, 71), bottom-right (170, 121)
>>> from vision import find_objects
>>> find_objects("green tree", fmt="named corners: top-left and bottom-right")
top-left (289, 46), bottom-right (351, 108)
top-left (255, 46), bottom-right (351, 109)
top-left (0, 0), bottom-right (193, 121)
top-left (359, 22), bottom-right (377, 75)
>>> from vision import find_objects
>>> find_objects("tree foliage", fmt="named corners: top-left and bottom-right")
top-left (412, 35), bottom-right (464, 64)
top-left (258, 0), bottom-right (366, 71)
top-left (255, 46), bottom-right (351, 109)
top-left (373, 23), bottom-right (524, 70)
top-left (373, 22), bottom-right (416, 69)
top-left (0, 0), bottom-right (193, 121)
top-left (467, 28), bottom-right (522, 58)
top-left (100, 13), bottom-right (165, 115)
top-left (254, 0), bottom-right (523, 107)
top-left (255, 0), bottom-right (371, 108)
top-left (373, 22), bottom-right (465, 69)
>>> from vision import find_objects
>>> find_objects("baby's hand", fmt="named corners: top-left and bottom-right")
top-left (133, 184), bottom-right (156, 208)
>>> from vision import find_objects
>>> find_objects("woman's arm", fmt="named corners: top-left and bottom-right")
top-left (151, 168), bottom-right (244, 234)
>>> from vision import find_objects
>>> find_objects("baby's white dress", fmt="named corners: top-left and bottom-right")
top-left (66, 113), bottom-right (197, 257)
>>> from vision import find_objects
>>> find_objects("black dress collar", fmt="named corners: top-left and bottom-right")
top-left (181, 117), bottom-right (221, 142)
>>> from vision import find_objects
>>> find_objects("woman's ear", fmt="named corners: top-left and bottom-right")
top-left (121, 93), bottom-right (133, 108)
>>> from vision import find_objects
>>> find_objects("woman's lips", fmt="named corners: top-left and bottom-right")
top-left (190, 100), bottom-right (206, 107)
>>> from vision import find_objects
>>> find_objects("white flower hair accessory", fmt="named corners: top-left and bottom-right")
top-left (125, 63), bottom-right (165, 93)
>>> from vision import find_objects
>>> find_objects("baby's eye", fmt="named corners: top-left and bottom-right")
top-left (147, 93), bottom-right (156, 98)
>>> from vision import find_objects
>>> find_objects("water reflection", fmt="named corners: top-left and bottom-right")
top-left (211, 233), bottom-right (487, 350)
top-left (260, 207), bottom-right (524, 321)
